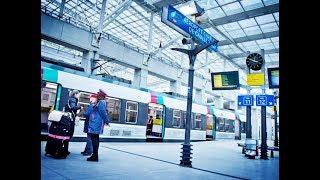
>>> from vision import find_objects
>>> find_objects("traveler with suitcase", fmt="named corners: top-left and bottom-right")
top-left (86, 89), bottom-right (109, 162)
top-left (45, 89), bottom-right (81, 159)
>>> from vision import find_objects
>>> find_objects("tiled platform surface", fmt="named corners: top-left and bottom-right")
top-left (41, 140), bottom-right (279, 180)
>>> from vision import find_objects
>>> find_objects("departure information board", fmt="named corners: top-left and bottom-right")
top-left (211, 71), bottom-right (239, 90)
top-left (267, 67), bottom-right (279, 89)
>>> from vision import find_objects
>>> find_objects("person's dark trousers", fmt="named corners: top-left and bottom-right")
top-left (87, 133), bottom-right (99, 162)
top-left (65, 121), bottom-right (75, 155)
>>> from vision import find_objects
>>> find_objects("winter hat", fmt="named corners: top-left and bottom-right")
top-left (97, 89), bottom-right (107, 99)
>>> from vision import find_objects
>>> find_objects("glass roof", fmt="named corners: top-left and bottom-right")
top-left (41, 0), bottom-right (279, 101)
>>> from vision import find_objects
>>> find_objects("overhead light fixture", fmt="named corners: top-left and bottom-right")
top-left (179, 4), bottom-right (197, 16)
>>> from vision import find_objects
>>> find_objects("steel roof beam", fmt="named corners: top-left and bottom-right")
top-left (200, 3), bottom-right (279, 29)
top-left (218, 31), bottom-right (279, 46)
top-left (229, 48), bottom-right (279, 59)
top-left (102, 0), bottom-right (133, 29)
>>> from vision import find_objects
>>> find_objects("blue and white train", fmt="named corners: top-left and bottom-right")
top-left (41, 61), bottom-right (246, 142)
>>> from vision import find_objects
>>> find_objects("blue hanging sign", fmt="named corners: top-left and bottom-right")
top-left (161, 5), bottom-right (219, 52)
top-left (256, 95), bottom-right (275, 106)
top-left (238, 95), bottom-right (254, 106)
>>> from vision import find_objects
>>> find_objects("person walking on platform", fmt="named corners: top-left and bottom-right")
top-left (146, 116), bottom-right (153, 135)
top-left (64, 89), bottom-right (82, 155)
top-left (86, 89), bottom-right (109, 162)
top-left (81, 94), bottom-right (98, 156)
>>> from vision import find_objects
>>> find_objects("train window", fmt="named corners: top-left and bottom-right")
top-left (181, 111), bottom-right (186, 128)
top-left (41, 82), bottom-right (58, 133)
top-left (195, 114), bottom-right (202, 130)
top-left (106, 97), bottom-right (121, 122)
top-left (224, 119), bottom-right (235, 133)
top-left (173, 110), bottom-right (181, 128)
top-left (125, 101), bottom-right (138, 123)
top-left (217, 117), bottom-right (225, 132)
top-left (41, 82), bottom-right (58, 109)
top-left (241, 122), bottom-right (246, 133)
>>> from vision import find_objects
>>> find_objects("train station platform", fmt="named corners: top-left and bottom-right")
top-left (41, 140), bottom-right (279, 180)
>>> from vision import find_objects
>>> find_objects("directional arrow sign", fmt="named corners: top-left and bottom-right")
top-left (256, 95), bottom-right (275, 106)
top-left (238, 95), bottom-right (253, 106)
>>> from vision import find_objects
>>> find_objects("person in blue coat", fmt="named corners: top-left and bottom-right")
top-left (86, 89), bottom-right (109, 162)
top-left (81, 93), bottom-right (98, 156)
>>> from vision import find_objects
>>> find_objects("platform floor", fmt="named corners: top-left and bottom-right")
top-left (41, 140), bottom-right (279, 180)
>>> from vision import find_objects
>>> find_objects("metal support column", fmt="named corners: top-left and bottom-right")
top-left (171, 39), bottom-right (215, 168)
top-left (274, 91), bottom-right (279, 147)
top-left (58, 0), bottom-right (66, 18)
top-left (260, 49), bottom-right (268, 160)
top-left (147, 12), bottom-right (154, 54)
top-left (98, 0), bottom-right (108, 33)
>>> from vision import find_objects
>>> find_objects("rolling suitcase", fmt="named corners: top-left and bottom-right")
top-left (45, 115), bottom-right (73, 159)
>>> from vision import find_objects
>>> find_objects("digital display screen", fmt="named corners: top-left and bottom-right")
top-left (211, 71), bottom-right (240, 90)
top-left (161, 5), bottom-right (219, 52)
top-left (267, 68), bottom-right (279, 89)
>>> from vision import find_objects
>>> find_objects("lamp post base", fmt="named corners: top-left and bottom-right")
top-left (179, 144), bottom-right (193, 167)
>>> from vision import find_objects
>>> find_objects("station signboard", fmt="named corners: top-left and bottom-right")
top-left (238, 95), bottom-right (254, 106)
top-left (161, 5), bottom-right (219, 52)
top-left (247, 73), bottom-right (265, 86)
top-left (256, 95), bottom-right (275, 106)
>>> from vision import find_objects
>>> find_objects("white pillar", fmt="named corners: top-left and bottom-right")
top-left (133, 68), bottom-right (148, 88)
top-left (82, 51), bottom-right (95, 74)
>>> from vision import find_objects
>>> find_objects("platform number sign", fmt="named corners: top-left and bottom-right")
top-left (238, 95), bottom-right (253, 106)
top-left (256, 95), bottom-right (275, 106)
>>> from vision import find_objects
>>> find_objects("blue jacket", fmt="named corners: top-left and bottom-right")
top-left (84, 100), bottom-right (109, 134)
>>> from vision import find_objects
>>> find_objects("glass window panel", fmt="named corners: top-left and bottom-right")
top-left (238, 18), bottom-right (257, 28)
top-left (243, 26), bottom-right (262, 35)
top-left (271, 37), bottom-right (279, 43)
top-left (106, 98), bottom-right (121, 122)
top-left (173, 110), bottom-right (181, 128)
top-left (255, 14), bottom-right (274, 25)
top-left (258, 42), bottom-right (274, 50)
top-left (222, 2), bottom-right (244, 16)
top-left (126, 110), bottom-right (138, 123)
top-left (194, 114), bottom-right (202, 129)
top-left (263, 0), bottom-right (279, 6)
top-left (126, 101), bottom-right (138, 123)
top-left (222, 22), bottom-right (241, 31)
top-left (217, 0), bottom-right (236, 5)
top-left (207, 7), bottom-right (226, 19)
top-left (240, 0), bottom-right (264, 11)
top-left (228, 29), bottom-right (246, 38)
top-left (273, 12), bottom-right (279, 21)
top-left (217, 117), bottom-right (225, 132)
top-left (256, 38), bottom-right (272, 45)
top-left (260, 22), bottom-right (278, 33)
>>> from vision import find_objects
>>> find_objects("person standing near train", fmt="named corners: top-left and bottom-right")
top-left (81, 93), bottom-right (98, 156)
top-left (64, 89), bottom-right (82, 155)
top-left (86, 89), bottom-right (109, 162)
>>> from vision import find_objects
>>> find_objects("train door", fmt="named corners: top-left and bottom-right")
top-left (146, 103), bottom-right (165, 141)
top-left (41, 81), bottom-right (60, 134)
top-left (206, 114), bottom-right (214, 140)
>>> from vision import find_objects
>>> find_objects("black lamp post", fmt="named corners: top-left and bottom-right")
top-left (274, 91), bottom-right (279, 147)
top-left (171, 38), bottom-right (215, 167)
